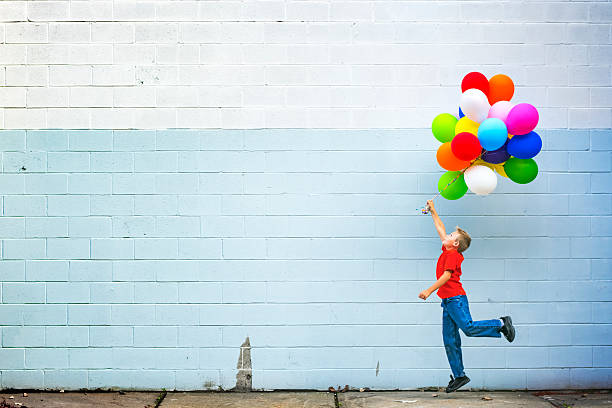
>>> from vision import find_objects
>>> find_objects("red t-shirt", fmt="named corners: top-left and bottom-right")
top-left (436, 245), bottom-right (466, 299)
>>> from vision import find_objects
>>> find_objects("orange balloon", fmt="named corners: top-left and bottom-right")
top-left (488, 74), bottom-right (514, 105)
top-left (437, 142), bottom-right (471, 171)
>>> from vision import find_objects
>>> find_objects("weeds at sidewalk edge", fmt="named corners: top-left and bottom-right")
top-left (154, 389), bottom-right (167, 408)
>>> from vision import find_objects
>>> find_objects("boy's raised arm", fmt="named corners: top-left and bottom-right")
top-left (427, 200), bottom-right (447, 242)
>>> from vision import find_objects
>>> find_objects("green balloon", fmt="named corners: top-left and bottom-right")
top-left (504, 157), bottom-right (538, 184)
top-left (432, 113), bottom-right (458, 143)
top-left (438, 171), bottom-right (468, 200)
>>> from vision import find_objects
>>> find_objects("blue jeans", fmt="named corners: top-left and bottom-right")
top-left (441, 295), bottom-right (502, 378)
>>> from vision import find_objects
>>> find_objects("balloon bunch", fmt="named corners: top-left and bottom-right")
top-left (431, 72), bottom-right (541, 200)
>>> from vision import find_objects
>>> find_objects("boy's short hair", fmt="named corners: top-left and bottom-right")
top-left (455, 227), bottom-right (471, 253)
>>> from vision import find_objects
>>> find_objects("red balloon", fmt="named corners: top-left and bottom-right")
top-left (461, 72), bottom-right (489, 96)
top-left (451, 132), bottom-right (482, 161)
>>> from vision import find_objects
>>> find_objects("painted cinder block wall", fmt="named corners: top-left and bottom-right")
top-left (0, 0), bottom-right (611, 390)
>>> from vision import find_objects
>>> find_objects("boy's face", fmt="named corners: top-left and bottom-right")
top-left (443, 230), bottom-right (460, 249)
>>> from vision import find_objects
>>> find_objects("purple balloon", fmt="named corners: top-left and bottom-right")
top-left (482, 140), bottom-right (510, 164)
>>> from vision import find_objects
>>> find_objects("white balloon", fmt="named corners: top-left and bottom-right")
top-left (459, 89), bottom-right (490, 123)
top-left (464, 165), bottom-right (497, 195)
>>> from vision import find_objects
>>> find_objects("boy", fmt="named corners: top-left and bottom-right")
top-left (418, 199), bottom-right (515, 393)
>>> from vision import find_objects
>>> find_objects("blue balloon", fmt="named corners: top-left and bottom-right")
top-left (477, 118), bottom-right (508, 151)
top-left (507, 131), bottom-right (542, 159)
top-left (459, 107), bottom-right (465, 118)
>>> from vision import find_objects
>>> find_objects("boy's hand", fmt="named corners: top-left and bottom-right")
top-left (426, 200), bottom-right (435, 213)
top-left (418, 290), bottom-right (430, 300)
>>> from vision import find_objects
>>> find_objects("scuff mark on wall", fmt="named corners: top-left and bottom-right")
top-left (376, 361), bottom-right (380, 376)
top-left (234, 336), bottom-right (252, 392)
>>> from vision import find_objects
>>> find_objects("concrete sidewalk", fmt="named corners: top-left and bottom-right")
top-left (0, 390), bottom-right (610, 408)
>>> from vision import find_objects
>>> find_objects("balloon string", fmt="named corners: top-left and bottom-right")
top-left (420, 150), bottom-right (488, 214)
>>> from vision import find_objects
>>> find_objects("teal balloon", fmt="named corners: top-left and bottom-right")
top-left (504, 157), bottom-right (538, 184)
top-left (477, 118), bottom-right (508, 151)
top-left (438, 171), bottom-right (468, 200)
top-left (507, 131), bottom-right (542, 159)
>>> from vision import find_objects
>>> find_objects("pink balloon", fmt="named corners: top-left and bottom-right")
top-left (506, 103), bottom-right (539, 135)
top-left (488, 101), bottom-right (513, 122)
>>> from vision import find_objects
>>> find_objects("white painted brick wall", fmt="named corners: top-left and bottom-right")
top-left (0, 0), bottom-right (610, 129)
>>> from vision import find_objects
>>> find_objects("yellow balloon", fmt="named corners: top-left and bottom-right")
top-left (508, 134), bottom-right (514, 139)
top-left (474, 159), bottom-right (507, 178)
top-left (494, 163), bottom-right (508, 178)
top-left (473, 159), bottom-right (495, 170)
top-left (455, 116), bottom-right (480, 136)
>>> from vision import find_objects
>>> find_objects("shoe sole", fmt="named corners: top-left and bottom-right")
top-left (445, 377), bottom-right (470, 393)
top-left (502, 316), bottom-right (515, 342)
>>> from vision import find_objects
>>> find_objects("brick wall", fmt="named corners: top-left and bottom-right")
top-left (0, 0), bottom-right (611, 390)
top-left (1, 1), bottom-right (611, 129)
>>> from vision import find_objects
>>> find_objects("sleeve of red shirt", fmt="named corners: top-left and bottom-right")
top-left (443, 252), bottom-right (459, 273)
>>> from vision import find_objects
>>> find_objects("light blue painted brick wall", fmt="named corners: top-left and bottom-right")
top-left (0, 128), bottom-right (611, 391)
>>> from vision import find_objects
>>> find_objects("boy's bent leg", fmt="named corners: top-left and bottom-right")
top-left (442, 304), bottom-right (465, 378)
top-left (445, 295), bottom-right (502, 338)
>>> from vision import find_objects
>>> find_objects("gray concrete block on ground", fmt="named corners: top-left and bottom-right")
top-left (339, 391), bottom-right (551, 407)
top-left (535, 391), bottom-right (612, 408)
top-left (0, 391), bottom-right (158, 408)
top-left (161, 391), bottom-right (334, 408)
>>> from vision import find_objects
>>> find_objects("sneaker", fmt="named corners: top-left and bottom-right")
top-left (446, 375), bottom-right (470, 393)
top-left (500, 316), bottom-right (515, 342)
top-left (447, 374), bottom-right (454, 388)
